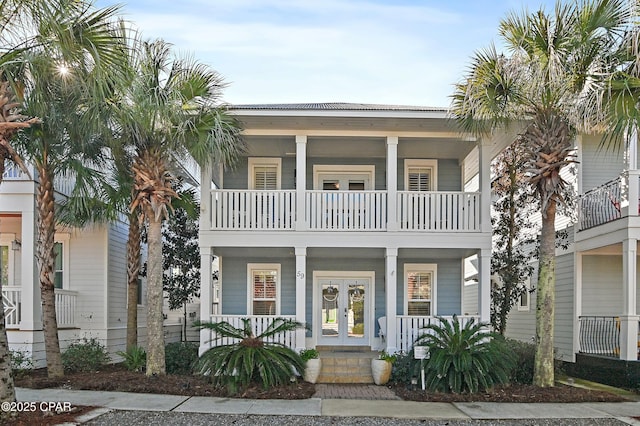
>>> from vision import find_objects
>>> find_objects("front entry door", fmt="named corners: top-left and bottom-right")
top-left (318, 278), bottom-right (369, 345)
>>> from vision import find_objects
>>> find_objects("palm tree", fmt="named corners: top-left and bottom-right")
top-left (450, 0), bottom-right (632, 387)
top-left (5, 0), bottom-right (129, 378)
top-left (113, 38), bottom-right (244, 375)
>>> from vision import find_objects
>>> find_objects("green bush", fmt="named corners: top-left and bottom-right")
top-left (390, 350), bottom-right (421, 385)
top-left (415, 316), bottom-right (515, 394)
top-left (504, 338), bottom-right (564, 384)
top-left (194, 317), bottom-right (305, 395)
top-left (117, 346), bottom-right (146, 372)
top-left (165, 342), bottom-right (198, 374)
top-left (62, 338), bottom-right (111, 372)
top-left (10, 349), bottom-right (34, 379)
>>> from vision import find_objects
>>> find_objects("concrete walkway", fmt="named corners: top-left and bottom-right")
top-left (15, 386), bottom-right (640, 424)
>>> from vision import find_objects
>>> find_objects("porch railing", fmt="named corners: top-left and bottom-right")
top-left (306, 191), bottom-right (387, 231)
top-left (2, 286), bottom-right (21, 328)
top-left (578, 178), bottom-right (623, 231)
top-left (395, 315), bottom-right (481, 353)
top-left (398, 192), bottom-right (480, 232)
top-left (2, 163), bottom-right (29, 180)
top-left (578, 316), bottom-right (620, 357)
top-left (55, 289), bottom-right (77, 328)
top-left (1, 287), bottom-right (76, 328)
top-left (204, 315), bottom-right (297, 349)
top-left (211, 190), bottom-right (296, 230)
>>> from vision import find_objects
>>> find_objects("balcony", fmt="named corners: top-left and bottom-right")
top-left (578, 171), bottom-right (640, 231)
top-left (2, 287), bottom-right (78, 329)
top-left (208, 190), bottom-right (481, 232)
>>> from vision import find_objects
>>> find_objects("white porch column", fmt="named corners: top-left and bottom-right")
top-left (478, 249), bottom-right (491, 323)
top-left (627, 169), bottom-right (640, 217)
top-left (295, 135), bottom-right (308, 231)
top-left (478, 140), bottom-right (492, 233)
top-left (620, 238), bottom-right (639, 361)
top-left (198, 246), bottom-right (214, 356)
top-left (20, 208), bottom-right (40, 330)
top-left (295, 247), bottom-right (307, 350)
top-left (386, 136), bottom-right (398, 231)
top-left (572, 252), bottom-right (583, 362)
top-left (200, 164), bottom-right (213, 230)
top-left (385, 247), bottom-right (398, 353)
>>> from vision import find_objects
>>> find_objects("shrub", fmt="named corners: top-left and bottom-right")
top-left (390, 350), bottom-right (421, 385)
top-left (299, 348), bottom-right (319, 362)
top-left (194, 317), bottom-right (305, 395)
top-left (415, 316), bottom-right (515, 394)
top-left (165, 342), bottom-right (198, 374)
top-left (10, 349), bottom-right (34, 379)
top-left (117, 346), bottom-right (146, 372)
top-left (504, 338), bottom-right (564, 384)
top-left (62, 338), bottom-right (111, 372)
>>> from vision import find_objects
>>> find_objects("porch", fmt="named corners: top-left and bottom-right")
top-left (2, 286), bottom-right (78, 329)
top-left (207, 190), bottom-right (480, 232)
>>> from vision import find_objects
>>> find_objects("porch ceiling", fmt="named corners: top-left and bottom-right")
top-left (210, 246), bottom-right (478, 260)
top-left (581, 242), bottom-right (640, 256)
top-left (399, 248), bottom-right (479, 259)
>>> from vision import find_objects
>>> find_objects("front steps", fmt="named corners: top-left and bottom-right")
top-left (316, 346), bottom-right (378, 384)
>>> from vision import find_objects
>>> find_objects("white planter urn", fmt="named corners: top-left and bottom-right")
top-left (371, 359), bottom-right (392, 385)
top-left (303, 358), bottom-right (322, 384)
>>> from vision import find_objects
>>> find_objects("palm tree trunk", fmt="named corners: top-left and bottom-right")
top-left (145, 215), bottom-right (165, 375)
top-left (534, 197), bottom-right (556, 387)
top-left (126, 210), bottom-right (141, 350)
top-left (0, 280), bottom-right (16, 412)
top-left (36, 164), bottom-right (64, 378)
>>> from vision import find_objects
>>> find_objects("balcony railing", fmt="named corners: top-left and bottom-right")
top-left (203, 315), bottom-right (297, 349)
top-left (395, 315), bottom-right (480, 353)
top-left (578, 177), bottom-right (623, 231)
top-left (1, 287), bottom-right (77, 329)
top-left (209, 190), bottom-right (481, 232)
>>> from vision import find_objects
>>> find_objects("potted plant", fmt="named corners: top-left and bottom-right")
top-left (300, 348), bottom-right (321, 384)
top-left (371, 350), bottom-right (396, 385)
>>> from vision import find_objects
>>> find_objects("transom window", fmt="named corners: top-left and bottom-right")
top-left (404, 159), bottom-right (438, 191)
top-left (405, 264), bottom-right (437, 316)
top-left (248, 263), bottom-right (280, 315)
top-left (248, 158), bottom-right (281, 190)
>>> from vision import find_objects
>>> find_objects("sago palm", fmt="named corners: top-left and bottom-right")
top-left (194, 318), bottom-right (305, 395)
top-left (415, 316), bottom-right (514, 394)
top-left (451, 0), bottom-right (633, 387)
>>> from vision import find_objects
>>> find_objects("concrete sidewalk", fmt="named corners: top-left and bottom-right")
top-left (15, 387), bottom-right (640, 423)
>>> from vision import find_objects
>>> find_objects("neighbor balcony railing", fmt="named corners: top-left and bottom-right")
top-left (578, 316), bottom-right (621, 358)
top-left (1, 287), bottom-right (77, 329)
top-left (204, 314), bottom-right (297, 349)
top-left (395, 315), bottom-right (481, 353)
top-left (578, 177), bottom-right (623, 231)
top-left (209, 190), bottom-right (481, 232)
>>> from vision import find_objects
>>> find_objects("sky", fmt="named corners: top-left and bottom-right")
top-left (96, 0), bottom-right (558, 107)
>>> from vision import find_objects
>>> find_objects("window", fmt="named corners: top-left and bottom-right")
top-left (518, 277), bottom-right (531, 311)
top-left (0, 245), bottom-right (8, 286)
top-left (248, 263), bottom-right (280, 315)
top-left (405, 159), bottom-right (438, 191)
top-left (248, 158), bottom-right (281, 190)
top-left (54, 242), bottom-right (63, 289)
top-left (405, 264), bottom-right (437, 316)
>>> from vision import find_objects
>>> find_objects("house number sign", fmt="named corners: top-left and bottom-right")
top-left (296, 271), bottom-right (305, 279)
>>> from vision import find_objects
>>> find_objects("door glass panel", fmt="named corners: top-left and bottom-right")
top-left (321, 283), bottom-right (339, 338)
top-left (348, 180), bottom-right (365, 191)
top-left (0, 246), bottom-right (8, 286)
top-left (323, 180), bottom-right (339, 191)
top-left (347, 284), bottom-right (365, 338)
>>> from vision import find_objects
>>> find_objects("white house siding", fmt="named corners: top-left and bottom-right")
top-left (580, 134), bottom-right (625, 192)
top-left (106, 221), bottom-right (129, 329)
top-left (580, 254), bottom-right (640, 315)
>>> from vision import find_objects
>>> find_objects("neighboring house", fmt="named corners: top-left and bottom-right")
top-left (501, 134), bottom-right (640, 388)
top-left (198, 103), bottom-right (509, 377)
top-left (0, 162), bottom-right (188, 366)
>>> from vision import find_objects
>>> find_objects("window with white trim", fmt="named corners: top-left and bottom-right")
top-left (404, 159), bottom-right (438, 191)
top-left (518, 277), bottom-right (531, 311)
top-left (248, 263), bottom-right (280, 315)
top-left (248, 158), bottom-right (281, 190)
top-left (405, 264), bottom-right (437, 316)
top-left (0, 245), bottom-right (8, 286)
top-left (54, 242), bottom-right (64, 289)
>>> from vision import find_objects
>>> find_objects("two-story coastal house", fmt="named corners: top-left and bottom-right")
top-left (198, 103), bottom-right (509, 382)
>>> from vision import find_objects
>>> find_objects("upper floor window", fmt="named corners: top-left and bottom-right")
top-left (248, 158), bottom-right (281, 190)
top-left (247, 263), bottom-right (280, 315)
top-left (405, 159), bottom-right (438, 191)
top-left (405, 263), bottom-right (437, 316)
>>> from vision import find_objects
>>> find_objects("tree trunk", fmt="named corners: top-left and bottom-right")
top-left (0, 279), bottom-right (16, 415)
top-left (126, 210), bottom-right (141, 350)
top-left (36, 165), bottom-right (64, 378)
top-left (534, 197), bottom-right (556, 387)
top-left (145, 215), bottom-right (165, 375)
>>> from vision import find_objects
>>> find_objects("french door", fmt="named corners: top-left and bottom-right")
top-left (318, 278), bottom-right (369, 345)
